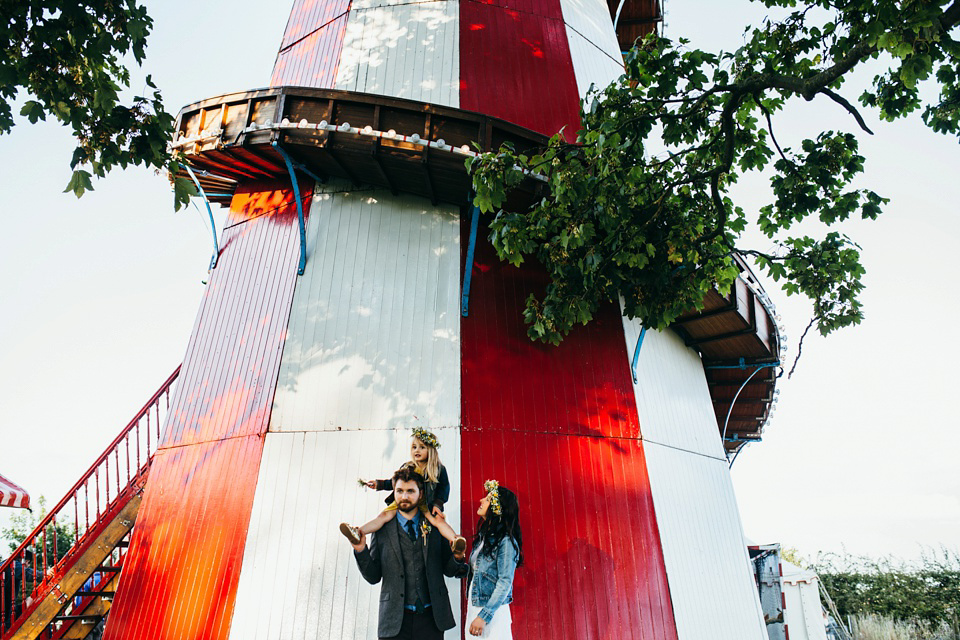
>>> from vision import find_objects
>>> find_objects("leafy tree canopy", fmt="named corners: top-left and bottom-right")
top-left (469, 0), bottom-right (960, 357)
top-left (0, 1), bottom-right (193, 207)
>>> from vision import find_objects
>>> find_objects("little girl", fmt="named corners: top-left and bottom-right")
top-left (340, 428), bottom-right (466, 556)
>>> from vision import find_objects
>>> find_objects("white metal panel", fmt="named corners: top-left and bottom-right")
top-left (783, 578), bottom-right (829, 640)
top-left (271, 186), bottom-right (461, 432)
top-left (622, 311), bottom-right (727, 459)
top-left (230, 428), bottom-right (463, 640)
top-left (643, 441), bottom-right (767, 640)
top-left (335, 1), bottom-right (460, 108)
top-left (565, 24), bottom-right (624, 104)
top-left (559, 0), bottom-right (625, 66)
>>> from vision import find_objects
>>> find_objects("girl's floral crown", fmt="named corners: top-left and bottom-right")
top-left (411, 427), bottom-right (440, 449)
top-left (484, 479), bottom-right (502, 516)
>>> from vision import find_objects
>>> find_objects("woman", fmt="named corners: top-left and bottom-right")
top-left (466, 480), bottom-right (523, 638)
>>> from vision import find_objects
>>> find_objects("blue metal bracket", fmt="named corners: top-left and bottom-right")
top-left (272, 143), bottom-right (310, 276)
top-left (461, 205), bottom-right (481, 317)
top-left (181, 163), bottom-right (220, 270)
top-left (630, 326), bottom-right (647, 384)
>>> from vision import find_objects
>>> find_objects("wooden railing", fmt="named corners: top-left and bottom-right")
top-left (0, 366), bottom-right (180, 635)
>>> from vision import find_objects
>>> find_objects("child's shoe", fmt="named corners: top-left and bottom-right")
top-left (451, 536), bottom-right (467, 559)
top-left (340, 522), bottom-right (362, 545)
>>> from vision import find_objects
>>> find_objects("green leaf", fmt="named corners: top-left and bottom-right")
top-left (64, 170), bottom-right (94, 198)
top-left (19, 101), bottom-right (46, 124)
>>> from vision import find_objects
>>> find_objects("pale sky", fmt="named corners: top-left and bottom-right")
top-left (1, 1), bottom-right (958, 564)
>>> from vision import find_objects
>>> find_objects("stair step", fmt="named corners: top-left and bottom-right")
top-left (73, 590), bottom-right (115, 599)
top-left (54, 615), bottom-right (102, 623)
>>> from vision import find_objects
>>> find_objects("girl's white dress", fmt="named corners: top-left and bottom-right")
top-left (466, 541), bottom-right (513, 639)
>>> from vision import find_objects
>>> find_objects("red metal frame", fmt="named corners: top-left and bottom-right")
top-left (0, 367), bottom-right (180, 638)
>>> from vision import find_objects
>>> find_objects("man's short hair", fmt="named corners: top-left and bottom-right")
top-left (392, 464), bottom-right (425, 494)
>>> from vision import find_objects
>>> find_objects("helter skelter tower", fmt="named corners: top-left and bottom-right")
top-left (100, 1), bottom-right (785, 639)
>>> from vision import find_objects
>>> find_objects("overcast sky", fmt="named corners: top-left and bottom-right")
top-left (1, 1), bottom-right (957, 565)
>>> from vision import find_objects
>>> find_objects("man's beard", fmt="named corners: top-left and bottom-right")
top-left (397, 499), bottom-right (417, 514)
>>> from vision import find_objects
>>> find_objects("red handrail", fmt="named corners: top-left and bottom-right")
top-left (1, 366), bottom-right (181, 635)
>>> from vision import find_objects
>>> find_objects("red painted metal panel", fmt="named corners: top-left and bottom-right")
top-left (104, 182), bottom-right (308, 640)
top-left (278, 0), bottom-right (350, 49)
top-left (461, 430), bottom-right (678, 640)
top-left (271, 10), bottom-right (349, 88)
top-left (461, 218), bottom-right (640, 438)
top-left (161, 182), bottom-right (310, 448)
top-left (460, 217), bottom-right (678, 638)
top-left (103, 436), bottom-right (265, 640)
top-left (460, 0), bottom-right (582, 139)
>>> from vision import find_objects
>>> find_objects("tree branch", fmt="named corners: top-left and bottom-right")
top-left (818, 87), bottom-right (874, 134)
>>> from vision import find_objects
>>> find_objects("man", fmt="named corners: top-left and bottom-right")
top-left (352, 465), bottom-right (467, 640)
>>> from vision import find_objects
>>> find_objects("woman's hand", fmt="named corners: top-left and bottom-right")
top-left (365, 480), bottom-right (377, 489)
top-left (469, 616), bottom-right (486, 636)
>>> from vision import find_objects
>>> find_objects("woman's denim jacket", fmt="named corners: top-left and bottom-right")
top-left (468, 536), bottom-right (519, 623)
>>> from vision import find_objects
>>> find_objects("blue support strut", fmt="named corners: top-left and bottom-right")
top-left (272, 143), bottom-right (309, 276)
top-left (181, 163), bottom-right (220, 270)
top-left (461, 205), bottom-right (480, 317)
top-left (631, 326), bottom-right (647, 384)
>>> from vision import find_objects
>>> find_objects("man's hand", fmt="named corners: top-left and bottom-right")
top-left (351, 536), bottom-right (367, 553)
top-left (469, 616), bottom-right (486, 636)
top-left (431, 505), bottom-right (446, 520)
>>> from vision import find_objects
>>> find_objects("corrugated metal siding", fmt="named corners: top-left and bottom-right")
top-left (229, 429), bottom-right (462, 640)
top-left (621, 313), bottom-right (726, 459)
top-left (161, 183), bottom-right (310, 447)
top-left (335, 1), bottom-right (460, 107)
top-left (271, 10), bottom-right (350, 88)
top-left (460, 430), bottom-right (677, 640)
top-left (104, 183), bottom-right (309, 640)
top-left (103, 435), bottom-right (266, 640)
top-left (460, 0), bottom-right (582, 139)
top-left (279, 0), bottom-right (351, 49)
top-left (271, 186), bottom-right (460, 432)
top-left (565, 24), bottom-right (624, 103)
top-left (461, 220), bottom-right (678, 639)
top-left (461, 219), bottom-right (639, 438)
top-left (642, 442), bottom-right (767, 640)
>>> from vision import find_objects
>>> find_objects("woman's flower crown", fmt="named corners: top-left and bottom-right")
top-left (411, 427), bottom-right (440, 449)
top-left (484, 479), bottom-right (502, 516)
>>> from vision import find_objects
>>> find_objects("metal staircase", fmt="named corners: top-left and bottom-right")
top-left (1, 368), bottom-right (180, 640)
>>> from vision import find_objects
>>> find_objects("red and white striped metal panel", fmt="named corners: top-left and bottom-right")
top-left (104, 183), bottom-right (311, 640)
top-left (102, 2), bottom-right (770, 639)
top-left (0, 473), bottom-right (29, 509)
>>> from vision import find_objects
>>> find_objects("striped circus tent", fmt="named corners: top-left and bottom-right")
top-left (0, 473), bottom-right (30, 510)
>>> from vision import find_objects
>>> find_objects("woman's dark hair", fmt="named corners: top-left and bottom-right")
top-left (473, 485), bottom-right (523, 566)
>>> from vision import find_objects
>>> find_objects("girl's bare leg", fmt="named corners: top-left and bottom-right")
top-left (359, 509), bottom-right (395, 535)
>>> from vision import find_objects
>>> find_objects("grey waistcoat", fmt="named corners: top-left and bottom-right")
top-left (397, 519), bottom-right (431, 609)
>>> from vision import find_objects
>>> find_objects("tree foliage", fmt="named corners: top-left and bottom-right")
top-left (2, 497), bottom-right (76, 563)
top-left (469, 0), bottom-right (960, 351)
top-left (815, 550), bottom-right (960, 629)
top-left (0, 1), bottom-right (193, 207)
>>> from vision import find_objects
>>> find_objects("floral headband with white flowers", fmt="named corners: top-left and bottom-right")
top-left (484, 479), bottom-right (502, 516)
top-left (412, 427), bottom-right (440, 449)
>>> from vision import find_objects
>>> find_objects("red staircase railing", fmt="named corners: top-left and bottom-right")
top-left (0, 366), bottom-right (180, 636)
